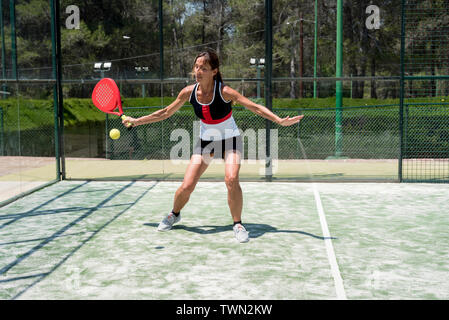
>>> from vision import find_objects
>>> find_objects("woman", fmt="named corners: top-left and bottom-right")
top-left (123, 50), bottom-right (303, 243)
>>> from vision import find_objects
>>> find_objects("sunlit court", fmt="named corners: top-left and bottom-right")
top-left (1, 180), bottom-right (448, 300)
top-left (1, 0), bottom-right (449, 302)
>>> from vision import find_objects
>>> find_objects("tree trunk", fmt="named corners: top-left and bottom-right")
top-left (299, 15), bottom-right (304, 98)
top-left (370, 55), bottom-right (377, 99)
top-left (290, 26), bottom-right (296, 98)
top-left (431, 37), bottom-right (436, 97)
top-left (202, 0), bottom-right (206, 44)
top-left (216, 1), bottom-right (224, 56)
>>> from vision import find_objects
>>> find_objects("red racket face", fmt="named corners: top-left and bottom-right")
top-left (92, 78), bottom-right (123, 116)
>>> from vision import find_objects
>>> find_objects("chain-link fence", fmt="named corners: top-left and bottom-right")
top-left (0, 82), bottom-right (58, 205)
top-left (104, 104), bottom-right (401, 162)
top-left (2, 0), bottom-right (449, 191)
top-left (1, 84), bottom-right (56, 157)
top-left (73, 78), bottom-right (403, 182)
top-left (400, 0), bottom-right (449, 182)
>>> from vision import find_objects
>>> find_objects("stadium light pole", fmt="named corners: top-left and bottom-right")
top-left (250, 58), bottom-right (264, 99)
top-left (94, 62), bottom-right (111, 79)
top-left (135, 66), bottom-right (149, 98)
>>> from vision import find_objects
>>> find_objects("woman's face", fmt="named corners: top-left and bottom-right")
top-left (194, 56), bottom-right (217, 83)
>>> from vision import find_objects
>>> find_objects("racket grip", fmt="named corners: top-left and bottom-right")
top-left (121, 115), bottom-right (133, 130)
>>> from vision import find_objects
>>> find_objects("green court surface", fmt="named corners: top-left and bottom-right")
top-left (0, 181), bottom-right (448, 300)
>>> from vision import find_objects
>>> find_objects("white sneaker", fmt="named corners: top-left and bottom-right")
top-left (233, 223), bottom-right (249, 243)
top-left (157, 212), bottom-right (181, 231)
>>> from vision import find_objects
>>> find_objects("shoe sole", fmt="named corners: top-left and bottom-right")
top-left (157, 216), bottom-right (181, 232)
top-left (235, 232), bottom-right (250, 243)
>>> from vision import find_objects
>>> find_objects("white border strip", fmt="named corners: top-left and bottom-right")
top-left (312, 183), bottom-right (347, 300)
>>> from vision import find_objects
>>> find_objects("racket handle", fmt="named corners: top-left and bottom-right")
top-left (121, 115), bottom-right (133, 131)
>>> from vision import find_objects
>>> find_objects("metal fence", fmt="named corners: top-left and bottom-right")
top-left (104, 104), bottom-right (401, 162)
top-left (1, 0), bottom-right (449, 191)
top-left (399, 0), bottom-right (449, 182)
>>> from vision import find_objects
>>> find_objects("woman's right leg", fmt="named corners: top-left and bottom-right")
top-left (172, 154), bottom-right (209, 213)
top-left (158, 154), bottom-right (209, 231)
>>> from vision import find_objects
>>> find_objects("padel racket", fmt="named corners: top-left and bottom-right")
top-left (92, 78), bottom-right (132, 129)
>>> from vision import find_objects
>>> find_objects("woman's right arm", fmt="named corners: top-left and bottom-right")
top-left (122, 86), bottom-right (193, 127)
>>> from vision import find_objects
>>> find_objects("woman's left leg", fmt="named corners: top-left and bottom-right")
top-left (225, 150), bottom-right (249, 243)
top-left (224, 150), bottom-right (242, 223)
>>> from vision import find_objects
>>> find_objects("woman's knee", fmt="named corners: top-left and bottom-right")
top-left (225, 175), bottom-right (240, 190)
top-left (179, 181), bottom-right (196, 194)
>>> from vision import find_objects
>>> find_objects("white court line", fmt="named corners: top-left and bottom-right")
top-left (312, 183), bottom-right (347, 300)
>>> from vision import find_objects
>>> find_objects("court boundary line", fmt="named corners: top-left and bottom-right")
top-left (0, 179), bottom-right (60, 208)
top-left (312, 183), bottom-right (347, 300)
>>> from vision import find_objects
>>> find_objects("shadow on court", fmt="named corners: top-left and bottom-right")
top-left (0, 180), bottom-right (158, 300)
top-left (143, 222), bottom-right (334, 240)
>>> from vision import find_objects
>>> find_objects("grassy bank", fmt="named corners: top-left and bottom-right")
top-left (0, 95), bottom-right (448, 131)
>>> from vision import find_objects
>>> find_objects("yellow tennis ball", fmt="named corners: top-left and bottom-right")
top-left (109, 128), bottom-right (120, 140)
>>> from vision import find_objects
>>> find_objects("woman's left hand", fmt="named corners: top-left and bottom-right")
top-left (277, 115), bottom-right (304, 126)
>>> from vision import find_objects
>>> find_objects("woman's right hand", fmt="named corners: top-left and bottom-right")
top-left (122, 116), bottom-right (136, 128)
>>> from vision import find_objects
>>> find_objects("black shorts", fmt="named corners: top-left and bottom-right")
top-left (193, 136), bottom-right (242, 159)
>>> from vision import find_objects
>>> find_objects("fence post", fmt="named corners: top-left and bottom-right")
top-left (398, 0), bottom-right (406, 182)
top-left (50, 0), bottom-right (60, 180)
top-left (50, 0), bottom-right (65, 180)
top-left (334, 0), bottom-right (343, 158)
top-left (0, 106), bottom-right (3, 156)
top-left (264, 0), bottom-right (273, 182)
top-left (105, 113), bottom-right (109, 159)
top-left (10, 0), bottom-right (17, 80)
top-left (0, 1), bottom-right (8, 97)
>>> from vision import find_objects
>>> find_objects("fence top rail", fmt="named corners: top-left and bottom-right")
top-left (0, 76), bottom-right (404, 85)
top-left (6, 75), bottom-right (449, 84)
top-left (0, 79), bottom-right (57, 84)
top-left (119, 103), bottom-right (405, 113)
top-left (118, 102), bottom-right (449, 113)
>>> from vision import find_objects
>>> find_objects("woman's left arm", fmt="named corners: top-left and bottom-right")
top-left (222, 86), bottom-right (304, 126)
